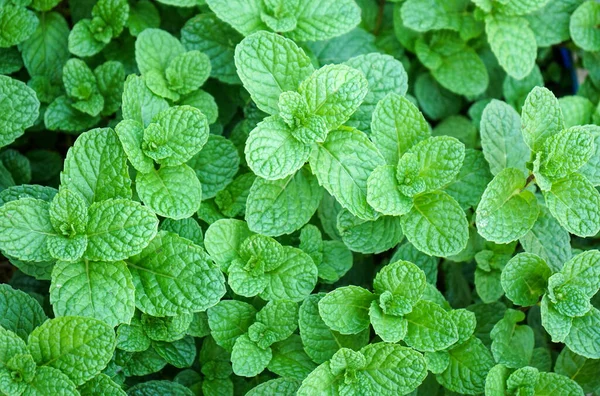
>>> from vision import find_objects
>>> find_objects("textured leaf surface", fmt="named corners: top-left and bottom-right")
top-left (521, 87), bottom-right (564, 152)
top-left (337, 209), bottom-right (404, 254)
top-left (404, 300), bottom-right (459, 352)
top-left (485, 15), bottom-right (536, 79)
top-left (0, 75), bottom-right (40, 148)
top-left (0, 284), bottom-right (47, 341)
top-left (50, 260), bottom-right (135, 327)
top-left (261, 247), bottom-right (318, 302)
top-left (319, 286), bottom-right (374, 334)
top-left (501, 253), bottom-right (551, 307)
top-left (401, 191), bottom-right (468, 257)
top-left (127, 232), bottom-right (226, 316)
top-left (311, 129), bottom-right (384, 220)
top-left (28, 316), bottom-right (115, 386)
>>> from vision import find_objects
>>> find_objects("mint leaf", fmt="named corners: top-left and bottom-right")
top-left (319, 286), bottom-right (375, 334)
top-left (28, 316), bottom-right (115, 385)
top-left (127, 231), bottom-right (226, 316)
top-left (570, 0), bottom-right (600, 52)
top-left (0, 284), bottom-right (47, 341)
top-left (0, 75), bottom-right (40, 148)
top-left (337, 209), bottom-right (405, 254)
top-left (521, 86), bottom-right (565, 152)
top-left (0, 5), bottom-right (38, 48)
top-left (404, 300), bottom-right (459, 352)
top-left (501, 253), bottom-right (551, 306)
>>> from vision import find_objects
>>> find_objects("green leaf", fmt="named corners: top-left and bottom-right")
top-left (0, 5), bottom-right (38, 48)
top-left (0, 75), bottom-right (40, 148)
top-left (536, 127), bottom-right (594, 183)
top-left (205, 0), bottom-right (267, 36)
top-left (214, 172), bottom-right (255, 217)
top-left (261, 246), bottom-right (318, 302)
top-left (246, 168), bottom-right (322, 237)
top-left (166, 51), bottom-right (211, 95)
top-left (570, 1), bottom-right (600, 51)
top-left (160, 218), bottom-right (203, 247)
top-left (135, 28), bottom-right (183, 75)
top-left (28, 316), bottom-right (115, 386)
top-left (501, 253), bottom-right (551, 306)
top-left (136, 164), bottom-right (203, 220)
top-left (127, 380), bottom-right (193, 396)
top-left (520, 206), bottom-right (572, 272)
top-left (541, 294), bottom-right (572, 342)
top-left (436, 337), bottom-right (495, 395)
top-left (373, 260), bottom-right (426, 315)
top-left (298, 64), bottom-right (368, 131)
top-left (208, 300), bottom-right (257, 352)
top-left (490, 309), bottom-right (534, 368)
top-left (61, 128), bottom-right (131, 204)
top-left (246, 378), bottom-right (300, 396)
top-left (299, 294), bottom-right (369, 364)
top-left (0, 198), bottom-right (55, 262)
top-left (235, 31), bottom-right (314, 115)
top-left (337, 209), bottom-right (404, 254)
top-left (401, 191), bottom-right (468, 257)
top-left (319, 286), bottom-right (375, 334)
top-left (565, 308), bottom-right (600, 359)
top-left (409, 136), bottom-right (465, 192)
top-left (268, 335), bottom-right (316, 380)
top-left (181, 13), bottom-right (243, 84)
top-left (559, 250), bottom-right (600, 300)
top-left (85, 199), bottom-right (158, 261)
top-left (50, 260), bottom-right (135, 327)
top-left (23, 366), bottom-right (79, 396)
top-left (367, 165), bottom-right (413, 216)
top-left (368, 301), bottom-right (407, 343)
top-left (127, 0), bottom-right (160, 36)
top-left (188, 134), bottom-right (239, 200)
top-left (371, 93), bottom-right (430, 166)
top-left (79, 373), bottom-right (126, 396)
top-left (115, 119), bottom-right (154, 174)
top-left (311, 129), bottom-right (385, 220)
top-left (285, 0), bottom-right (361, 41)
top-left (296, 361), bottom-right (342, 395)
top-left (21, 12), bottom-right (69, 84)
top-left (116, 315), bottom-right (151, 352)
top-left (143, 106), bottom-right (209, 166)
top-left (204, 219), bottom-right (253, 271)
top-left (344, 53), bottom-right (408, 133)
top-left (555, 347), bottom-right (600, 394)
top-left (62, 58), bottom-right (104, 117)
top-left (480, 99), bottom-right (530, 176)
top-left (45, 95), bottom-right (101, 132)
top-left (445, 149), bottom-right (492, 210)
top-left (126, 231), bottom-right (226, 316)
top-left (94, 61), bottom-right (125, 116)
top-left (476, 168), bottom-right (540, 243)
top-left (544, 173), bottom-right (600, 237)
top-left (358, 343), bottom-right (427, 395)
top-left (485, 15), bottom-right (537, 79)
top-left (404, 300), bottom-right (459, 352)
top-left (231, 334), bottom-right (272, 377)
top-left (121, 75), bottom-right (169, 127)
top-left (142, 313), bottom-right (192, 342)
top-left (68, 19), bottom-right (106, 58)
top-left (245, 116), bottom-right (311, 181)
top-left (0, 284), bottom-right (47, 341)
top-left (521, 86), bottom-right (565, 152)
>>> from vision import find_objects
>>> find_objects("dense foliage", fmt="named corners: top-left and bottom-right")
top-left (1, 0), bottom-right (600, 395)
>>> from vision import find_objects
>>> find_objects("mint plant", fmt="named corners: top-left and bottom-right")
top-left (1, 0), bottom-right (600, 395)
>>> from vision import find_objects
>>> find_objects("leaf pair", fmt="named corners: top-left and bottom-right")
top-left (502, 250), bottom-right (600, 359)
top-left (478, 87), bottom-right (600, 243)
top-left (208, 300), bottom-right (298, 377)
top-left (204, 219), bottom-right (318, 302)
top-left (116, 105), bottom-right (209, 219)
top-left (486, 364), bottom-right (584, 396)
top-left (135, 29), bottom-right (211, 102)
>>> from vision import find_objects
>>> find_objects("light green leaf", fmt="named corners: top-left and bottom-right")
top-left (235, 31), bottom-right (314, 115)
top-left (181, 13), bottom-right (243, 84)
top-left (436, 337), bottom-right (495, 395)
top-left (409, 136), bottom-right (465, 192)
top-left (565, 308), bottom-right (600, 359)
top-left (246, 378), bottom-right (300, 396)
top-left (373, 260), bottom-right (426, 315)
top-left (559, 250), bottom-right (600, 300)
top-left (501, 253), bottom-right (551, 306)
top-left (0, 75), bottom-right (40, 148)
top-left (311, 129), bottom-right (385, 220)
top-left (127, 231), bottom-right (226, 316)
top-left (544, 173), bottom-right (600, 237)
top-left (61, 128), bottom-right (131, 204)
top-left (371, 93), bottom-right (430, 166)
top-left (445, 149), bottom-right (492, 210)
top-left (319, 286), bottom-right (375, 334)
top-left (143, 106), bottom-right (209, 166)
top-left (480, 99), bottom-right (530, 176)
top-left (207, 300), bottom-right (256, 352)
top-left (0, 198), bottom-right (55, 262)
top-left (136, 164), bottom-right (202, 220)
top-left (345, 53), bottom-right (408, 133)
top-left (160, 218), bottom-right (203, 247)
top-left (555, 347), bottom-right (600, 394)
top-left (299, 294), bottom-right (369, 364)
top-left (541, 294), bottom-right (573, 342)
top-left (188, 134), bottom-right (239, 200)
top-left (521, 86), bottom-right (565, 152)
top-left (28, 316), bottom-right (115, 386)
top-left (337, 209), bottom-right (404, 254)
top-left (485, 15), bottom-right (537, 79)
top-left (285, 0), bottom-right (361, 41)
top-left (476, 168), bottom-right (539, 243)
top-left (23, 366), bottom-right (79, 396)
top-left (298, 64), bottom-right (368, 131)
top-left (490, 309), bottom-right (534, 368)
top-left (68, 19), bottom-right (106, 58)
top-left (367, 165), bottom-right (413, 216)
top-left (114, 119), bottom-right (154, 174)
top-left (401, 191), bottom-right (468, 257)
top-left (94, 61), bottom-right (125, 116)
top-left (245, 116), bottom-right (311, 181)
top-left (231, 335), bottom-right (272, 377)
top-left (404, 300), bottom-right (459, 352)
top-left (536, 127), bottom-right (594, 183)
top-left (246, 168), bottom-right (322, 237)
top-left (127, 380), bottom-right (193, 396)
top-left (261, 247), bottom-right (318, 302)
top-left (116, 315), bottom-right (150, 352)
top-left (79, 373), bottom-right (126, 396)
top-left (205, 0), bottom-right (267, 36)
top-left (268, 335), bottom-right (316, 380)
top-left (520, 206), bottom-right (572, 272)
top-left (0, 284), bottom-right (47, 341)
top-left (121, 75), bottom-right (169, 127)
top-left (166, 50), bottom-right (211, 95)
top-left (368, 301), bottom-right (407, 343)
top-left (135, 28), bottom-right (183, 75)
top-left (50, 260), bottom-right (135, 327)
top-left (570, 1), bottom-right (600, 52)
top-left (0, 5), bottom-right (38, 48)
